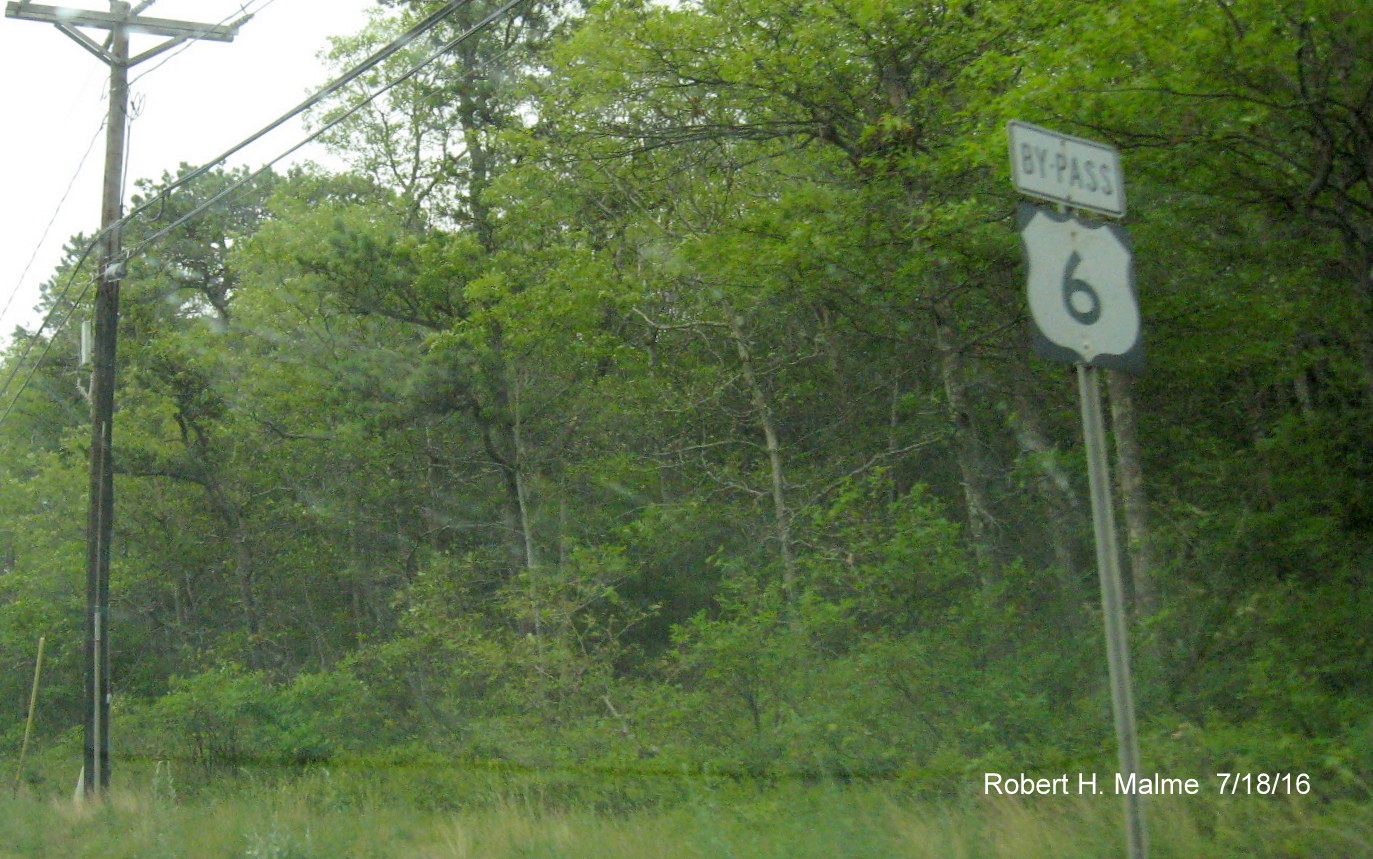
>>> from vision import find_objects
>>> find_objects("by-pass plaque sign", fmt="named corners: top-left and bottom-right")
top-left (1008, 120), bottom-right (1125, 218)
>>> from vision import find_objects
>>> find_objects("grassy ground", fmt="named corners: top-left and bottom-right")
top-left (2, 769), bottom-right (1371, 859)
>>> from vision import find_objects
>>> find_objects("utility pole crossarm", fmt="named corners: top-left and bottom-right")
top-left (53, 20), bottom-right (115, 63)
top-left (5, 2), bottom-right (238, 42)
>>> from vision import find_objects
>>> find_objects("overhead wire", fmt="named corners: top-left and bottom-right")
top-left (129, 0), bottom-right (525, 257)
top-left (0, 117), bottom-right (106, 338)
top-left (0, 0), bottom-right (272, 361)
top-left (0, 57), bottom-right (108, 341)
top-left (0, 250), bottom-right (99, 431)
top-left (0, 58), bottom-right (138, 418)
top-left (121, 0), bottom-right (482, 236)
top-left (0, 0), bottom-right (529, 428)
top-left (31, 0), bottom-right (478, 330)
top-left (128, 0), bottom-right (283, 88)
top-left (0, 0), bottom-right (482, 392)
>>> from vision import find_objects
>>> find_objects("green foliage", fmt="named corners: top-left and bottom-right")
top-left (1, 0), bottom-right (1371, 825)
top-left (2, 771), bottom-right (1371, 858)
top-left (646, 480), bottom-right (1105, 784)
top-left (120, 664), bottom-right (395, 773)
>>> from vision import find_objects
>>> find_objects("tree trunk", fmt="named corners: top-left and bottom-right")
top-left (932, 301), bottom-right (996, 577)
top-left (1106, 369), bottom-right (1157, 613)
top-left (726, 304), bottom-right (798, 603)
top-left (512, 371), bottom-right (542, 647)
top-left (203, 482), bottom-right (265, 666)
top-left (1006, 390), bottom-right (1086, 591)
top-left (1343, 244), bottom-right (1373, 410)
top-left (478, 417), bottom-right (528, 575)
top-left (1355, 324), bottom-right (1373, 413)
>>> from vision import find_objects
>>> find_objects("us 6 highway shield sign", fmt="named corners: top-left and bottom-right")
top-left (1018, 203), bottom-right (1143, 372)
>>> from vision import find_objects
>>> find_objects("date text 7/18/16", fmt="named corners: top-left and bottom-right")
top-left (1215, 773), bottom-right (1310, 795)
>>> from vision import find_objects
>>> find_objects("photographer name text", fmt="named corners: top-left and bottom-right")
top-left (983, 772), bottom-right (1310, 796)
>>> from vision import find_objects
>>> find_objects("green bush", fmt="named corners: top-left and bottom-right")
top-left (120, 663), bottom-right (393, 773)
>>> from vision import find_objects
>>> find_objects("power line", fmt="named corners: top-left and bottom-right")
top-left (12, 0), bottom-right (478, 343)
top-left (0, 0), bottom-right (528, 427)
top-left (128, 0), bottom-right (282, 87)
top-left (0, 3), bottom-right (530, 790)
top-left (121, 0), bottom-right (483, 241)
top-left (0, 59), bottom-right (108, 342)
top-left (130, 0), bottom-right (525, 257)
top-left (0, 251), bottom-right (98, 431)
top-left (0, 0), bottom-right (475, 376)
top-left (0, 117), bottom-right (106, 336)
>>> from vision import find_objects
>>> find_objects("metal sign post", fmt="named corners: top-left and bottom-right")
top-left (1012, 122), bottom-right (1147, 859)
top-left (1078, 363), bottom-right (1148, 859)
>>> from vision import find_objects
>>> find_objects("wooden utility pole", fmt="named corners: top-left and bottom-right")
top-left (4, 0), bottom-right (238, 798)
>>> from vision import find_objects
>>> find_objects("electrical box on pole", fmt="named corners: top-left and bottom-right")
top-left (80, 318), bottom-right (93, 367)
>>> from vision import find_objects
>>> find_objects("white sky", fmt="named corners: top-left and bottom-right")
top-left (0, 0), bottom-right (378, 345)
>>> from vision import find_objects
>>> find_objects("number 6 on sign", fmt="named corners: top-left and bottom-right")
top-left (1063, 252), bottom-right (1102, 325)
top-left (1018, 203), bottom-right (1143, 372)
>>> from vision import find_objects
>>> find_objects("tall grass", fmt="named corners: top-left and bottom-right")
top-left (0, 768), bottom-right (1369, 858)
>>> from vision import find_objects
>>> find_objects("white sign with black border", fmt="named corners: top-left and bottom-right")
top-left (1009, 120), bottom-right (1126, 218)
top-left (1018, 203), bottom-right (1142, 371)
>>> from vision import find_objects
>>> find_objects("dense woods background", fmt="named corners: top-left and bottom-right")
top-left (2, 0), bottom-right (1371, 797)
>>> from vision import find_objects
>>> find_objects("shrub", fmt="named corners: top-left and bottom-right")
top-left (122, 663), bottom-right (392, 774)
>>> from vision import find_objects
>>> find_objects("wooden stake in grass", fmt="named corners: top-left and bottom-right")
top-left (12, 636), bottom-right (47, 794)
